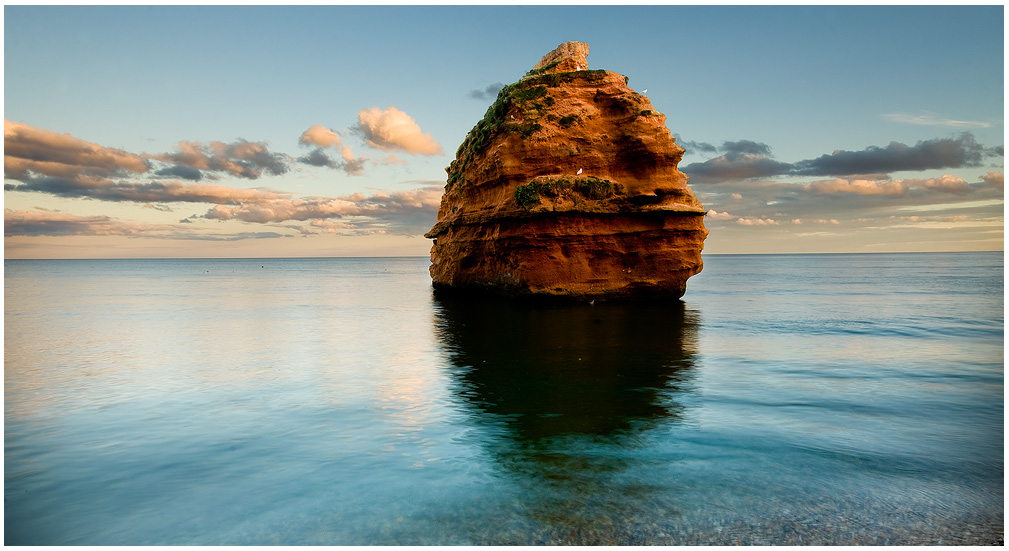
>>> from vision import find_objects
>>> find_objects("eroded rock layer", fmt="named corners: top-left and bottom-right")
top-left (426, 41), bottom-right (708, 299)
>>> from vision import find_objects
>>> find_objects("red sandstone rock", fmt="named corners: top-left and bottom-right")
top-left (425, 41), bottom-right (708, 299)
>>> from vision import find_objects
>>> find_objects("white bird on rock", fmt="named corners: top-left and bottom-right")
top-left (576, 168), bottom-right (583, 175)
top-left (642, 88), bottom-right (648, 94)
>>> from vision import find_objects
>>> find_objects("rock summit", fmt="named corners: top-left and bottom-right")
top-left (425, 41), bottom-right (708, 300)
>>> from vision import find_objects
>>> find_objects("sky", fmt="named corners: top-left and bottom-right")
top-left (3, 4), bottom-right (1004, 258)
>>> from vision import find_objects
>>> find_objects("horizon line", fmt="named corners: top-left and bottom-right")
top-left (4, 250), bottom-right (1003, 261)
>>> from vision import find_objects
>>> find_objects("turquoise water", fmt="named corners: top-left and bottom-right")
top-left (4, 253), bottom-right (1003, 545)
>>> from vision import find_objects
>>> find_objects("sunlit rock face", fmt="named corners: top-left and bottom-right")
top-left (425, 41), bottom-right (708, 300)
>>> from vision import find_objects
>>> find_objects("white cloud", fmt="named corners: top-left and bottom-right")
top-left (737, 217), bottom-right (779, 226)
top-left (883, 112), bottom-right (992, 128)
top-left (706, 209), bottom-right (736, 220)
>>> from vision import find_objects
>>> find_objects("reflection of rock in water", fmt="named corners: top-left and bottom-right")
top-left (434, 296), bottom-right (700, 540)
top-left (433, 296), bottom-right (699, 541)
top-left (435, 296), bottom-right (698, 442)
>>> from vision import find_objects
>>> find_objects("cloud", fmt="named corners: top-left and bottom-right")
top-left (883, 112), bottom-right (992, 128)
top-left (5, 121), bottom-right (296, 186)
top-left (308, 219), bottom-right (353, 233)
top-left (981, 172), bottom-right (1003, 189)
top-left (683, 153), bottom-right (792, 184)
top-left (4, 208), bottom-right (177, 237)
top-left (721, 139), bottom-right (773, 157)
top-left (682, 132), bottom-right (998, 184)
top-left (299, 125), bottom-right (343, 149)
top-left (5, 121), bottom-right (448, 240)
top-left (297, 123), bottom-right (370, 175)
top-left (680, 139), bottom-right (792, 183)
top-left (804, 175), bottom-right (970, 197)
top-left (4, 208), bottom-right (297, 241)
top-left (297, 148), bottom-right (338, 169)
top-left (354, 106), bottom-right (443, 156)
top-left (794, 219), bottom-right (840, 225)
top-left (154, 164), bottom-right (204, 181)
top-left (5, 175), bottom-right (290, 204)
top-left (382, 154), bottom-right (407, 165)
top-left (296, 141), bottom-right (366, 175)
top-left (180, 231), bottom-right (289, 241)
top-left (705, 209), bottom-right (736, 220)
top-left (907, 175), bottom-right (970, 195)
top-left (673, 135), bottom-right (718, 155)
top-left (340, 146), bottom-right (367, 176)
top-left (196, 185), bottom-right (443, 234)
top-left (149, 139), bottom-right (290, 180)
top-left (791, 133), bottom-right (986, 177)
top-left (805, 178), bottom-right (910, 196)
top-left (4, 119), bottom-right (149, 181)
top-left (467, 83), bottom-right (505, 101)
top-left (736, 217), bottom-right (780, 226)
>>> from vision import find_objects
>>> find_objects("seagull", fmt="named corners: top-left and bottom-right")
top-left (642, 88), bottom-right (648, 94)
top-left (576, 168), bottom-right (583, 175)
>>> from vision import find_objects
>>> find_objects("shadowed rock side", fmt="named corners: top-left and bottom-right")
top-left (426, 41), bottom-right (708, 300)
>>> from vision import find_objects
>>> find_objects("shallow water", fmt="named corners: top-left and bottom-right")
top-left (4, 253), bottom-right (1003, 545)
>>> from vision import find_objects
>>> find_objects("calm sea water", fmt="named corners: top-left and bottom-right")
top-left (4, 253), bottom-right (1003, 545)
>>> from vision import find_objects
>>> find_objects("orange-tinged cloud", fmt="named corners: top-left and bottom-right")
top-left (4, 208), bottom-right (176, 236)
top-left (905, 174), bottom-right (969, 195)
top-left (4, 119), bottom-right (149, 181)
top-left (737, 217), bottom-right (780, 225)
top-left (805, 175), bottom-right (971, 196)
top-left (356, 106), bottom-right (443, 156)
top-left (981, 172), bottom-right (1003, 189)
top-left (149, 139), bottom-right (289, 179)
top-left (705, 209), bottom-right (736, 220)
top-left (200, 185), bottom-right (444, 225)
top-left (806, 178), bottom-right (909, 196)
top-left (299, 125), bottom-right (344, 149)
top-left (7, 172), bottom-right (291, 205)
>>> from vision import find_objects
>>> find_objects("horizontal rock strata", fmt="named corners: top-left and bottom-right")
top-left (425, 41), bottom-right (708, 300)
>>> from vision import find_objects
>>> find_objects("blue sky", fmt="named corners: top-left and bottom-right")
top-left (4, 5), bottom-right (1004, 257)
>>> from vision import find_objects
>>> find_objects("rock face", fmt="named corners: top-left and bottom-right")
top-left (425, 41), bottom-right (708, 300)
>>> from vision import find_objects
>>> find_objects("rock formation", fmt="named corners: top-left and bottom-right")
top-left (425, 41), bottom-right (708, 300)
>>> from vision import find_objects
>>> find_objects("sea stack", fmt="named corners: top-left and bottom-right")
top-left (425, 41), bottom-right (708, 300)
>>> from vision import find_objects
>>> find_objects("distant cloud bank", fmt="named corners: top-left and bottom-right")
top-left (4, 115), bottom-right (445, 239)
top-left (682, 132), bottom-right (1001, 184)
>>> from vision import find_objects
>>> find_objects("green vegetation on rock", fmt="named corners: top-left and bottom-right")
top-left (446, 67), bottom-right (615, 193)
top-left (524, 60), bottom-right (561, 77)
top-left (558, 115), bottom-right (579, 128)
top-left (514, 175), bottom-right (622, 209)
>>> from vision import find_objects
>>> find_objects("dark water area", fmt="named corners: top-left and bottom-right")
top-left (4, 253), bottom-right (1003, 545)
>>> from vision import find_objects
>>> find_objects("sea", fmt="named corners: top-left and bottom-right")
top-left (4, 252), bottom-right (1003, 545)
